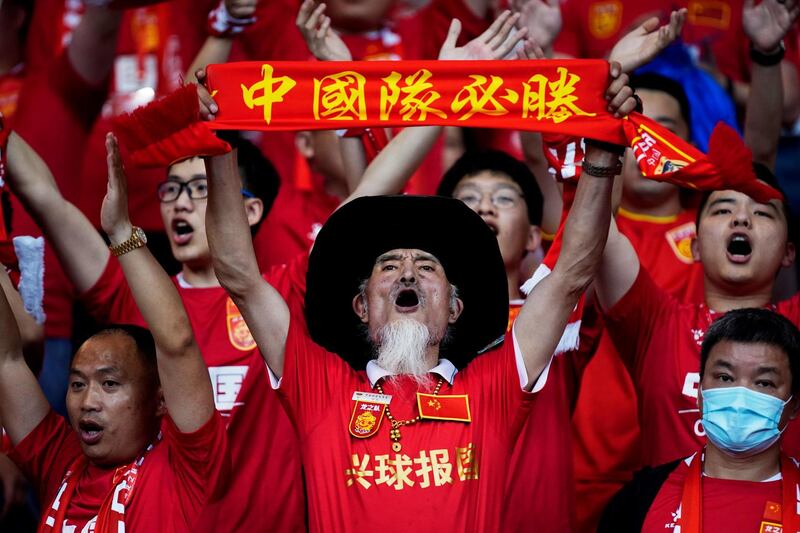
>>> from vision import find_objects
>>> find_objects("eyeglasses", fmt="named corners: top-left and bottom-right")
top-left (157, 177), bottom-right (255, 203)
top-left (453, 188), bottom-right (525, 210)
top-left (157, 177), bottom-right (208, 203)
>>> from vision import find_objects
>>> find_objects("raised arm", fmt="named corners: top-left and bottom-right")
top-left (515, 64), bottom-right (637, 389)
top-left (6, 132), bottom-right (109, 293)
top-left (66, 4), bottom-right (123, 85)
top-left (101, 135), bottom-right (213, 433)
top-left (205, 149), bottom-right (290, 377)
top-left (607, 9), bottom-right (686, 74)
top-left (344, 12), bottom-right (528, 204)
top-left (742, 0), bottom-right (799, 169)
top-left (0, 268), bottom-right (49, 446)
top-left (0, 266), bottom-right (43, 372)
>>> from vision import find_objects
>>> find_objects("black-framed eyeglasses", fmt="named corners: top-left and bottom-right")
top-left (157, 177), bottom-right (255, 203)
top-left (157, 177), bottom-right (208, 203)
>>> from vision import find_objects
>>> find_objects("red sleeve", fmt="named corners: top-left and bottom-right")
top-left (604, 266), bottom-right (672, 380)
top-left (553, 0), bottom-right (583, 57)
top-left (164, 411), bottom-right (230, 516)
top-left (460, 340), bottom-right (536, 441)
top-left (278, 320), bottom-right (355, 435)
top-left (79, 256), bottom-right (146, 327)
top-left (7, 411), bottom-right (82, 506)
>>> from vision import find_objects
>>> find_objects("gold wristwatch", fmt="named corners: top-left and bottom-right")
top-left (109, 226), bottom-right (147, 257)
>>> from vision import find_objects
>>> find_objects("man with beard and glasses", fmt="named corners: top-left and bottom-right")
top-left (0, 134), bottom-right (228, 533)
top-left (204, 67), bottom-right (638, 530)
top-left (600, 308), bottom-right (800, 533)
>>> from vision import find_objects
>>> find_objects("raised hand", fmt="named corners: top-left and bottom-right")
top-left (605, 62), bottom-right (638, 118)
top-left (194, 69), bottom-right (219, 121)
top-left (225, 0), bottom-right (258, 19)
top-left (296, 0), bottom-right (353, 61)
top-left (608, 8), bottom-right (687, 73)
top-left (511, 0), bottom-right (562, 51)
top-left (516, 38), bottom-right (546, 60)
top-left (438, 10), bottom-right (528, 61)
top-left (744, 0), bottom-right (800, 53)
top-left (100, 133), bottom-right (132, 245)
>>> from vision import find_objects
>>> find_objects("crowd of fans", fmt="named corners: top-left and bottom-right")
top-left (0, 0), bottom-right (799, 531)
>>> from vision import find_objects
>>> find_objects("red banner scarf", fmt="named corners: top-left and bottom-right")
top-left (39, 438), bottom-right (158, 533)
top-left (112, 60), bottom-right (781, 204)
top-left (679, 450), bottom-right (800, 533)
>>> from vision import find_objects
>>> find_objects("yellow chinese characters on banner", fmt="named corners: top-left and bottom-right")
top-left (522, 67), bottom-right (596, 124)
top-left (451, 75), bottom-right (519, 120)
top-left (314, 71), bottom-right (367, 121)
top-left (241, 64), bottom-right (296, 125)
top-left (380, 69), bottom-right (447, 121)
top-left (344, 443), bottom-right (479, 491)
top-left (236, 63), bottom-right (595, 127)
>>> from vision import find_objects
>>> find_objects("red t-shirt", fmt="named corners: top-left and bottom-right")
top-left (9, 52), bottom-right (109, 338)
top-left (616, 207), bottom-right (705, 305)
top-left (606, 268), bottom-right (800, 467)
top-left (9, 410), bottom-right (228, 532)
top-left (555, 0), bottom-right (751, 82)
top-left (24, 0), bottom-right (213, 232)
top-left (279, 321), bottom-right (538, 533)
top-left (642, 454), bottom-right (786, 532)
top-left (255, 180), bottom-right (340, 269)
top-left (503, 300), bottom-right (601, 531)
top-left (79, 255), bottom-right (308, 533)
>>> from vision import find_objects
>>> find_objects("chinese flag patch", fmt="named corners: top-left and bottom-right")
top-left (417, 394), bottom-right (471, 423)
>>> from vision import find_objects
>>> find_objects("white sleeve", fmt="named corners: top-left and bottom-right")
top-left (512, 324), bottom-right (553, 393)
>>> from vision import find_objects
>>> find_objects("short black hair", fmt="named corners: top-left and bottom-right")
top-left (700, 308), bottom-right (800, 394)
top-left (89, 325), bottom-right (159, 386)
top-left (215, 131), bottom-right (281, 234)
top-left (436, 150), bottom-right (543, 226)
top-left (630, 73), bottom-right (691, 137)
top-left (695, 162), bottom-right (796, 245)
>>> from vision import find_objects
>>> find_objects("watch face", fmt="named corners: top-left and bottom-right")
top-left (135, 227), bottom-right (147, 245)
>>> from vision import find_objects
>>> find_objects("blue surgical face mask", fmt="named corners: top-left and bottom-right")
top-left (701, 386), bottom-right (793, 458)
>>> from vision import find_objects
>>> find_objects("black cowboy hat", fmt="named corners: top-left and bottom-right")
top-left (305, 195), bottom-right (508, 370)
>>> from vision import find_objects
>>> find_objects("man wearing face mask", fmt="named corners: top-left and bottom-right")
top-left (599, 308), bottom-right (800, 533)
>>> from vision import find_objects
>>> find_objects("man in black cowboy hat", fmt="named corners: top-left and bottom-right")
top-left (204, 72), bottom-right (637, 531)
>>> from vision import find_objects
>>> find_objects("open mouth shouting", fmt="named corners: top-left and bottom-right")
top-left (394, 288), bottom-right (421, 313)
top-left (78, 419), bottom-right (104, 446)
top-left (726, 233), bottom-right (752, 264)
top-left (481, 218), bottom-right (499, 236)
top-left (171, 219), bottom-right (194, 245)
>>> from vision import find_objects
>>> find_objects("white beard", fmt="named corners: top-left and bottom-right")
top-left (375, 318), bottom-right (434, 388)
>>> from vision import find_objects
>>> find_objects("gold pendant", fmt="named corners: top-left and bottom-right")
top-left (392, 441), bottom-right (402, 453)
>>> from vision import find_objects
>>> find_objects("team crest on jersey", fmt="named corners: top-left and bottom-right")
top-left (665, 222), bottom-right (696, 264)
top-left (349, 392), bottom-right (391, 439)
top-left (687, 0), bottom-right (731, 30)
top-left (226, 298), bottom-right (256, 351)
top-left (588, 1), bottom-right (622, 39)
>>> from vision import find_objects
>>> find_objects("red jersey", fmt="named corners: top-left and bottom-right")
top-left (642, 454), bottom-right (786, 532)
top-left (555, 0), bottom-right (751, 82)
top-left (255, 179), bottom-right (339, 269)
top-left (279, 321), bottom-right (541, 533)
top-left (8, 410), bottom-right (228, 532)
top-left (9, 52), bottom-right (110, 338)
top-left (616, 207), bottom-right (704, 305)
top-left (24, 0), bottom-right (212, 231)
top-left (606, 268), bottom-right (800, 467)
top-left (504, 300), bottom-right (601, 531)
top-left (79, 256), bottom-right (308, 533)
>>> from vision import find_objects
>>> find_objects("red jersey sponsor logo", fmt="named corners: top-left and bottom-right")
top-left (687, 0), bottom-right (731, 30)
top-left (665, 222), bottom-right (697, 265)
top-left (588, 0), bottom-right (623, 39)
top-left (226, 298), bottom-right (257, 351)
top-left (349, 400), bottom-right (387, 439)
top-left (208, 365), bottom-right (248, 414)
